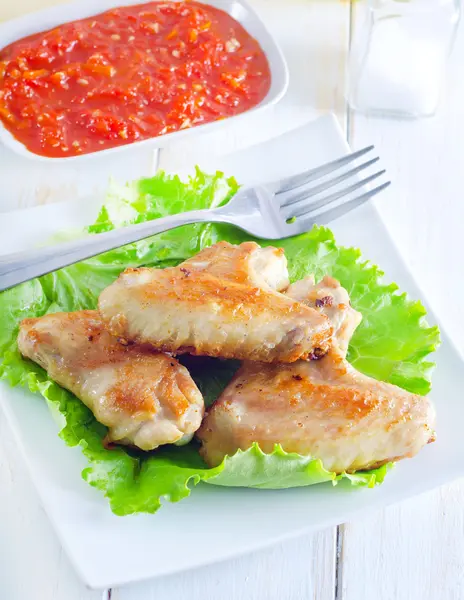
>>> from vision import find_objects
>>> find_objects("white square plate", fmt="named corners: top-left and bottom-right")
top-left (1, 115), bottom-right (463, 590)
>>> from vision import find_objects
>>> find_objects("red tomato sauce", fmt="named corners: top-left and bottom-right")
top-left (0, 1), bottom-right (271, 157)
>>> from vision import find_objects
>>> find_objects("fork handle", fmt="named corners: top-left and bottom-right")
top-left (0, 208), bottom-right (226, 293)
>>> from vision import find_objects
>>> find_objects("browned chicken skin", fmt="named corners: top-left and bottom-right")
top-left (287, 275), bottom-right (362, 358)
top-left (98, 242), bottom-right (333, 363)
top-left (197, 277), bottom-right (436, 473)
top-left (18, 310), bottom-right (204, 451)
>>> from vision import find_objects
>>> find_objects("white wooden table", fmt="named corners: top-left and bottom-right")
top-left (2, 2), bottom-right (464, 599)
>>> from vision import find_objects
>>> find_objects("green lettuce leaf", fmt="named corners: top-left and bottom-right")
top-left (208, 443), bottom-right (392, 489)
top-left (0, 169), bottom-right (439, 515)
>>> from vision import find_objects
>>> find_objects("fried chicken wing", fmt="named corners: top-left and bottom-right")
top-left (18, 311), bottom-right (204, 451)
top-left (98, 242), bottom-right (333, 363)
top-left (197, 278), bottom-right (435, 473)
top-left (287, 275), bottom-right (362, 357)
top-left (181, 241), bottom-right (290, 291)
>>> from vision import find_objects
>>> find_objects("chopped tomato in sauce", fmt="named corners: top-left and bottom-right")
top-left (0, 1), bottom-right (271, 157)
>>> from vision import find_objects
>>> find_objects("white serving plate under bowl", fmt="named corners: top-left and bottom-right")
top-left (1, 115), bottom-right (463, 589)
top-left (0, 0), bottom-right (288, 162)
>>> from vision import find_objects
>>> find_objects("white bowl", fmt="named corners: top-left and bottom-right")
top-left (0, 0), bottom-right (289, 162)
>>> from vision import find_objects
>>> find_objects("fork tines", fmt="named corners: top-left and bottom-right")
top-left (278, 145), bottom-right (390, 225)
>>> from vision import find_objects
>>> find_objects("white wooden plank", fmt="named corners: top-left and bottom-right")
top-left (339, 483), bottom-right (464, 600)
top-left (113, 531), bottom-right (336, 600)
top-left (0, 413), bottom-right (101, 600)
top-left (340, 5), bottom-right (464, 600)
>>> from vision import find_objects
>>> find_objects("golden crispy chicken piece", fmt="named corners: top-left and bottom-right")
top-left (197, 278), bottom-right (435, 473)
top-left (98, 242), bottom-right (332, 363)
top-left (287, 275), bottom-right (362, 357)
top-left (181, 241), bottom-right (291, 291)
top-left (18, 311), bottom-right (204, 451)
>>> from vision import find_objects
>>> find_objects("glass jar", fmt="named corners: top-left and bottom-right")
top-left (347, 0), bottom-right (461, 118)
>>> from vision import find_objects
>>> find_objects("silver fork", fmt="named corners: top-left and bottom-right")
top-left (0, 146), bottom-right (389, 292)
